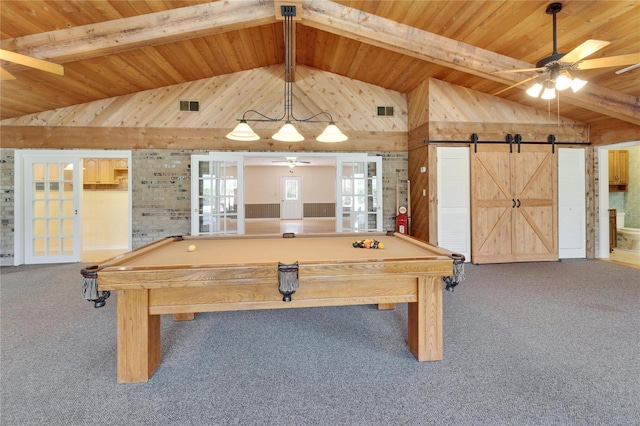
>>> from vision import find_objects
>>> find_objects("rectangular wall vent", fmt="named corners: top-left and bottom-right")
top-left (179, 100), bottom-right (200, 112)
top-left (281, 5), bottom-right (296, 17)
top-left (377, 106), bottom-right (394, 116)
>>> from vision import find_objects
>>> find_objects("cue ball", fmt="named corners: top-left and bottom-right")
top-left (188, 244), bottom-right (196, 252)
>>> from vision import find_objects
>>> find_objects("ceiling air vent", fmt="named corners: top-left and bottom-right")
top-left (281, 5), bottom-right (296, 16)
top-left (179, 100), bottom-right (200, 112)
top-left (377, 106), bottom-right (394, 116)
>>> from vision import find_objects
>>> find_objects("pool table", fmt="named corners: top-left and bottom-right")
top-left (82, 232), bottom-right (459, 383)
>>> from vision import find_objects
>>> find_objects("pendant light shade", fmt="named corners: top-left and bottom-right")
top-left (272, 122), bottom-right (304, 142)
top-left (554, 72), bottom-right (573, 91)
top-left (525, 83), bottom-right (543, 98)
top-left (316, 123), bottom-right (348, 143)
top-left (226, 120), bottom-right (260, 141)
top-left (541, 86), bottom-right (556, 100)
top-left (570, 78), bottom-right (587, 92)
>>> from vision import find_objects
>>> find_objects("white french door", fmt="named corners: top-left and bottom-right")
top-left (23, 156), bottom-right (81, 263)
top-left (191, 154), bottom-right (244, 235)
top-left (336, 156), bottom-right (383, 232)
top-left (280, 176), bottom-right (303, 219)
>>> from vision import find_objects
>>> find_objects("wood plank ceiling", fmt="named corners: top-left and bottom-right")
top-left (1, 0), bottom-right (639, 142)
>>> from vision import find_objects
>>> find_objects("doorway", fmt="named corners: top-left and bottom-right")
top-left (598, 141), bottom-right (640, 266)
top-left (280, 176), bottom-right (303, 219)
top-left (81, 156), bottom-right (131, 262)
top-left (191, 152), bottom-right (383, 236)
top-left (14, 150), bottom-right (132, 265)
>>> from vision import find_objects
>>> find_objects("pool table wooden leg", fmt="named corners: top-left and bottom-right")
top-left (407, 276), bottom-right (443, 361)
top-left (377, 303), bottom-right (396, 310)
top-left (173, 313), bottom-right (196, 321)
top-left (116, 289), bottom-right (161, 383)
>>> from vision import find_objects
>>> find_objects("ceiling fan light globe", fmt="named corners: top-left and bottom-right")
top-left (571, 78), bottom-right (587, 92)
top-left (526, 83), bottom-right (543, 98)
top-left (226, 121), bottom-right (260, 141)
top-left (555, 74), bottom-right (573, 91)
top-left (272, 123), bottom-right (304, 142)
top-left (541, 87), bottom-right (556, 100)
top-left (316, 124), bottom-right (348, 142)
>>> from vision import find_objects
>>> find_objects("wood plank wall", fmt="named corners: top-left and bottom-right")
top-left (423, 78), bottom-right (589, 143)
top-left (0, 65), bottom-right (408, 153)
top-left (407, 77), bottom-right (591, 246)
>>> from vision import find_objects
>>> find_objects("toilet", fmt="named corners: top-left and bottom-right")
top-left (616, 212), bottom-right (640, 252)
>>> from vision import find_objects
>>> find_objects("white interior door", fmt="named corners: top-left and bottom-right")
top-left (191, 154), bottom-right (244, 235)
top-left (280, 176), bottom-right (303, 219)
top-left (336, 156), bottom-right (382, 232)
top-left (558, 148), bottom-right (586, 258)
top-left (24, 157), bottom-right (81, 264)
top-left (437, 147), bottom-right (471, 260)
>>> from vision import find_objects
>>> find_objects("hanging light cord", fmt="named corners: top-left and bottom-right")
top-left (235, 11), bottom-right (336, 125)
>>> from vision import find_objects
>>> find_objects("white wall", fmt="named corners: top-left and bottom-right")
top-left (82, 190), bottom-right (129, 250)
top-left (245, 166), bottom-right (335, 204)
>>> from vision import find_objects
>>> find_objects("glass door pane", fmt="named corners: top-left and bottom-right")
top-left (336, 156), bottom-right (382, 232)
top-left (25, 159), bottom-right (80, 263)
top-left (191, 155), bottom-right (244, 235)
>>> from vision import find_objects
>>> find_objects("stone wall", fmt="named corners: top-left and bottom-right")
top-left (0, 149), bottom-right (15, 265)
top-left (131, 150), bottom-right (203, 247)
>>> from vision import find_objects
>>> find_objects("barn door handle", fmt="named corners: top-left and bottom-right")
top-left (516, 199), bottom-right (521, 208)
top-left (512, 199), bottom-right (516, 208)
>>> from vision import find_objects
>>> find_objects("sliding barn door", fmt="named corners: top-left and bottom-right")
top-left (471, 144), bottom-right (557, 264)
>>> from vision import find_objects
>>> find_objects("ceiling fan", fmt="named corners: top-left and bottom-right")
top-left (494, 2), bottom-right (640, 98)
top-left (0, 49), bottom-right (64, 80)
top-left (272, 157), bottom-right (311, 168)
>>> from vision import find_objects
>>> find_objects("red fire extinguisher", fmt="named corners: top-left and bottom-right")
top-left (396, 206), bottom-right (408, 234)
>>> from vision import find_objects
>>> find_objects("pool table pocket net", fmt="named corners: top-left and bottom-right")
top-left (81, 265), bottom-right (110, 308)
top-left (278, 261), bottom-right (299, 302)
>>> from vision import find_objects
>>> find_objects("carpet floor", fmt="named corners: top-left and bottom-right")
top-left (1, 259), bottom-right (639, 425)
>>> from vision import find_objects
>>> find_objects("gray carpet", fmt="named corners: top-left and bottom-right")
top-left (1, 260), bottom-right (639, 425)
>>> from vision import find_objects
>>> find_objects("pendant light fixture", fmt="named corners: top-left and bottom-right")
top-left (226, 5), bottom-right (347, 143)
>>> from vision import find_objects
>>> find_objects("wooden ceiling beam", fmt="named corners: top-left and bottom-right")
top-left (0, 0), bottom-right (276, 68)
top-left (1, 0), bottom-right (637, 126)
top-left (301, 0), bottom-right (639, 126)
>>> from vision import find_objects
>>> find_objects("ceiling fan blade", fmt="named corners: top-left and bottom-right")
top-left (575, 53), bottom-right (640, 70)
top-left (0, 66), bottom-right (16, 80)
top-left (493, 75), bottom-right (540, 96)
top-left (0, 49), bottom-right (64, 76)
top-left (560, 40), bottom-right (610, 64)
top-left (493, 67), bottom-right (543, 74)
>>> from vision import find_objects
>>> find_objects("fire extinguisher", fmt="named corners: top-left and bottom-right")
top-left (396, 206), bottom-right (408, 234)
